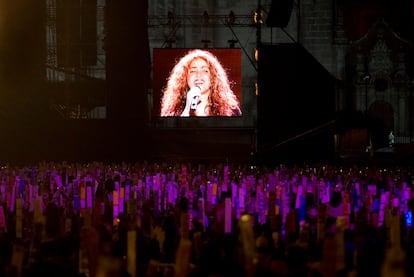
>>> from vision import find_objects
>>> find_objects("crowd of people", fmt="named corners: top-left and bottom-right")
top-left (0, 160), bottom-right (413, 277)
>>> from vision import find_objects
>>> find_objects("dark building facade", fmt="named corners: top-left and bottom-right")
top-left (0, 0), bottom-right (413, 163)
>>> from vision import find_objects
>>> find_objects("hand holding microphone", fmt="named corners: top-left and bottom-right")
top-left (187, 86), bottom-right (201, 110)
top-left (180, 86), bottom-right (201, 116)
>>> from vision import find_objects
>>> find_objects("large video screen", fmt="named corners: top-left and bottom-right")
top-left (152, 48), bottom-right (242, 117)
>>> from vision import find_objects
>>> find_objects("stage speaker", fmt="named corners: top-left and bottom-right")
top-left (257, 44), bottom-right (336, 162)
top-left (105, 0), bottom-right (150, 121)
top-left (266, 0), bottom-right (294, 28)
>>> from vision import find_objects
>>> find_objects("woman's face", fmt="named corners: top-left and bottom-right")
top-left (187, 58), bottom-right (211, 94)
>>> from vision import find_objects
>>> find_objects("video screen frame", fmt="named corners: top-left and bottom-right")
top-left (152, 48), bottom-right (243, 118)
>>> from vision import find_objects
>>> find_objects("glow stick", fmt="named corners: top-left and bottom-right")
top-left (295, 185), bottom-right (302, 209)
top-left (212, 182), bottom-right (218, 204)
top-left (80, 186), bottom-right (86, 209)
top-left (224, 166), bottom-right (229, 186)
top-left (195, 198), bottom-right (205, 231)
top-left (119, 187), bottom-right (124, 214)
top-left (33, 197), bottom-right (41, 223)
top-left (11, 243), bottom-right (24, 277)
top-left (207, 182), bottom-right (213, 206)
top-left (9, 184), bottom-right (15, 212)
top-left (174, 239), bottom-right (192, 277)
top-left (28, 185), bottom-right (34, 212)
top-left (188, 191), bottom-right (193, 230)
top-left (0, 206), bottom-right (6, 232)
top-left (269, 191), bottom-right (277, 232)
top-left (232, 182), bottom-right (238, 206)
top-left (125, 183), bottom-right (130, 202)
top-left (320, 235), bottom-right (337, 277)
top-left (378, 192), bottom-right (386, 227)
top-left (181, 165), bottom-right (187, 188)
top-left (393, 198), bottom-right (399, 208)
top-left (343, 191), bottom-right (350, 228)
top-left (299, 195), bottom-right (306, 228)
top-left (0, 183), bottom-right (5, 203)
top-left (257, 190), bottom-right (265, 224)
top-left (15, 199), bottom-right (23, 239)
top-left (113, 191), bottom-right (119, 220)
top-left (224, 198), bottom-right (232, 233)
top-left (127, 230), bottom-right (136, 277)
top-left (282, 187), bottom-right (290, 225)
top-left (239, 187), bottom-right (245, 212)
top-left (381, 247), bottom-right (406, 277)
top-left (239, 214), bottom-right (257, 277)
top-left (336, 216), bottom-right (345, 271)
top-left (86, 186), bottom-right (93, 209)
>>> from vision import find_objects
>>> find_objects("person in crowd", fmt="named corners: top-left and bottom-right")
top-left (160, 49), bottom-right (241, 117)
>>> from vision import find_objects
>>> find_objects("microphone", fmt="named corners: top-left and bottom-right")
top-left (189, 86), bottom-right (201, 110)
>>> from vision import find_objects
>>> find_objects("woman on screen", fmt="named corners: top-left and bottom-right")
top-left (160, 49), bottom-right (241, 117)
